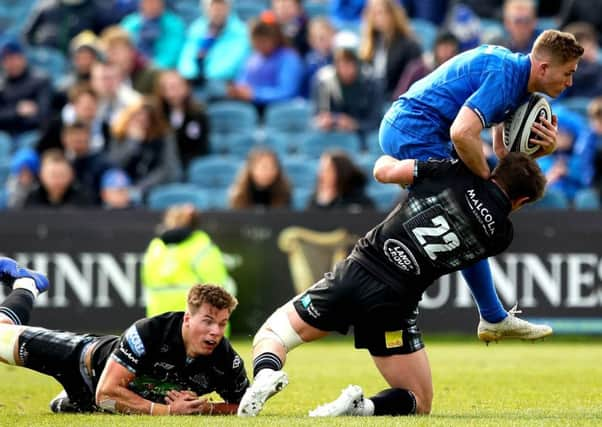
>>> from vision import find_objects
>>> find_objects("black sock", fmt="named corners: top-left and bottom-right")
top-left (370, 388), bottom-right (417, 416)
top-left (0, 289), bottom-right (35, 325)
top-left (252, 352), bottom-right (283, 378)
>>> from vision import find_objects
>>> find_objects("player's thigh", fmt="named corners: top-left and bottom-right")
top-left (372, 349), bottom-right (433, 412)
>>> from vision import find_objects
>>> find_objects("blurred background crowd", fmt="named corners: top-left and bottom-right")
top-left (1, 0), bottom-right (602, 213)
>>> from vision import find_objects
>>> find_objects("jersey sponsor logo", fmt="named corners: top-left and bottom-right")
top-left (385, 330), bottom-right (403, 349)
top-left (300, 294), bottom-right (320, 318)
top-left (383, 239), bottom-right (421, 275)
top-left (118, 341), bottom-right (139, 365)
top-left (125, 325), bottom-right (146, 357)
top-left (232, 355), bottom-right (241, 370)
top-left (465, 189), bottom-right (496, 236)
top-left (153, 361), bottom-right (175, 370)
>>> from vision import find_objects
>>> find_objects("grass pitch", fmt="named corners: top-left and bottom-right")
top-left (0, 336), bottom-right (600, 426)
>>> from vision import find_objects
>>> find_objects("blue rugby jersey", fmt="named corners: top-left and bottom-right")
top-left (382, 45), bottom-right (532, 153)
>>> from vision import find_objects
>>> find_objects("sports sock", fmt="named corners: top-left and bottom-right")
top-left (369, 388), bottom-right (416, 416)
top-left (252, 352), bottom-right (282, 378)
top-left (461, 258), bottom-right (507, 323)
top-left (0, 288), bottom-right (35, 325)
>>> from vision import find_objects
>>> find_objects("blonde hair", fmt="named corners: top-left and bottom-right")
top-left (532, 29), bottom-right (584, 64)
top-left (359, 0), bottom-right (414, 62)
top-left (111, 97), bottom-right (169, 141)
top-left (99, 25), bottom-right (134, 49)
top-left (187, 284), bottom-right (238, 314)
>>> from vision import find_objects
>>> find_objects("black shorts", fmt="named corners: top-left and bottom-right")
top-left (293, 258), bottom-right (424, 356)
top-left (18, 327), bottom-right (99, 411)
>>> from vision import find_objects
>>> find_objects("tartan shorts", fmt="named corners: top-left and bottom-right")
top-left (293, 258), bottom-right (425, 356)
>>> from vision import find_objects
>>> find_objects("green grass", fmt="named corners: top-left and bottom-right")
top-left (1, 336), bottom-right (601, 426)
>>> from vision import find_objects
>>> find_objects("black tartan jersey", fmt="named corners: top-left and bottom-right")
top-left (351, 159), bottom-right (514, 301)
top-left (91, 312), bottom-right (249, 403)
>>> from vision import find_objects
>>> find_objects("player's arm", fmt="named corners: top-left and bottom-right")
top-left (492, 123), bottom-right (508, 159)
top-left (530, 115), bottom-right (559, 158)
top-left (96, 358), bottom-right (205, 415)
top-left (373, 155), bottom-right (416, 185)
top-left (166, 391), bottom-right (239, 415)
top-left (450, 107), bottom-right (491, 179)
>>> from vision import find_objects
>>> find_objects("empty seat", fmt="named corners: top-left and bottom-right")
top-left (187, 156), bottom-right (241, 189)
top-left (147, 184), bottom-right (210, 211)
top-left (573, 188), bottom-right (600, 210)
top-left (281, 157), bottom-right (318, 190)
top-left (207, 101), bottom-right (258, 136)
top-left (298, 130), bottom-right (362, 158)
top-left (264, 99), bottom-right (312, 134)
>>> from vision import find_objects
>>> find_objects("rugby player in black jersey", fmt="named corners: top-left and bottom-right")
top-left (0, 268), bottom-right (249, 416)
top-left (237, 152), bottom-right (551, 418)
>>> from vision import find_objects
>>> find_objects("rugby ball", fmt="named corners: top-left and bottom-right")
top-left (503, 94), bottom-right (552, 156)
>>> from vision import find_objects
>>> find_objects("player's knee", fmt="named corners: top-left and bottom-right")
top-left (414, 389), bottom-right (433, 415)
top-left (0, 323), bottom-right (23, 365)
top-left (252, 309), bottom-right (303, 352)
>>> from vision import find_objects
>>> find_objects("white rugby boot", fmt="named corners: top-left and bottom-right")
top-left (237, 369), bottom-right (289, 416)
top-left (309, 385), bottom-right (369, 417)
top-left (478, 304), bottom-right (553, 343)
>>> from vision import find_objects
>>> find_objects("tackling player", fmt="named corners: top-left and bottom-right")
top-left (379, 29), bottom-right (584, 340)
top-left (238, 152), bottom-right (550, 417)
top-left (0, 262), bottom-right (249, 416)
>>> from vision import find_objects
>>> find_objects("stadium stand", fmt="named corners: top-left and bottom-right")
top-left (187, 156), bottom-right (241, 189)
top-left (281, 157), bottom-right (318, 189)
top-left (207, 101), bottom-right (259, 137)
top-left (298, 130), bottom-right (362, 158)
top-left (147, 183), bottom-right (211, 211)
top-left (573, 188), bottom-right (601, 210)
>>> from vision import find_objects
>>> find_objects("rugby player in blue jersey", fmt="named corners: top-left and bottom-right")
top-left (379, 29), bottom-right (583, 341)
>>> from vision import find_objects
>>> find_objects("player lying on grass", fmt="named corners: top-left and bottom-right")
top-left (379, 29), bottom-right (583, 340)
top-left (0, 264), bottom-right (249, 415)
top-left (238, 152), bottom-right (552, 417)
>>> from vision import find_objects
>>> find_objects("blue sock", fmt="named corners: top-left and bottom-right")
top-left (461, 259), bottom-right (507, 323)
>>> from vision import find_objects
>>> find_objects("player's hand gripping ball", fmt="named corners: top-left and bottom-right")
top-left (503, 94), bottom-right (552, 156)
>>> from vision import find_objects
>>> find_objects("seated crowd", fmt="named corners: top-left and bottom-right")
top-left (1, 0), bottom-right (602, 212)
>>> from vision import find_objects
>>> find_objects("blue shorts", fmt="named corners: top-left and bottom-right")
top-left (379, 116), bottom-right (453, 161)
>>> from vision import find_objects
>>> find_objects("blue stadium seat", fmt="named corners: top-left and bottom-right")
top-left (207, 101), bottom-right (258, 136)
top-left (147, 184), bottom-right (210, 211)
top-left (187, 156), bottom-right (241, 189)
top-left (292, 187), bottom-right (313, 211)
top-left (264, 99), bottom-right (312, 134)
top-left (364, 130), bottom-right (382, 156)
top-left (12, 131), bottom-right (40, 150)
top-left (263, 130), bottom-right (304, 157)
top-left (281, 157), bottom-right (318, 190)
top-left (211, 132), bottom-right (257, 158)
top-left (234, 1), bottom-right (268, 21)
top-left (554, 97), bottom-right (590, 118)
top-left (305, 1), bottom-right (329, 18)
top-left (298, 131), bottom-right (362, 158)
top-left (26, 47), bottom-right (68, 85)
top-left (0, 132), bottom-right (12, 159)
top-left (0, 159), bottom-right (11, 186)
top-left (355, 154), bottom-right (378, 178)
top-left (573, 188), bottom-right (600, 210)
top-left (411, 18), bottom-right (437, 51)
top-left (206, 188), bottom-right (230, 210)
top-left (367, 185), bottom-right (404, 212)
top-left (532, 188), bottom-right (569, 209)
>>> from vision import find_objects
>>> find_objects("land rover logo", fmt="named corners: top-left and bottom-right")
top-left (384, 239), bottom-right (420, 275)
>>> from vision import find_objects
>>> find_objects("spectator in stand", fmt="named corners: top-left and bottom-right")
top-left (447, 0), bottom-right (502, 20)
top-left (312, 46), bottom-right (381, 139)
top-left (393, 31), bottom-right (460, 97)
top-left (100, 26), bottom-right (159, 95)
top-left (100, 168), bottom-right (136, 209)
top-left (537, 106), bottom-right (596, 202)
top-left (0, 39), bottom-right (53, 137)
top-left (264, 0), bottom-right (310, 56)
top-left (227, 18), bottom-right (304, 114)
top-left (38, 83), bottom-right (110, 155)
top-left (61, 121), bottom-right (113, 203)
top-left (155, 70), bottom-right (211, 170)
top-left (23, 149), bottom-right (92, 208)
top-left (401, 0), bottom-right (449, 25)
top-left (229, 148), bottom-right (291, 209)
top-left (6, 148), bottom-right (40, 209)
top-left (559, 0), bottom-right (602, 40)
top-left (90, 61), bottom-right (142, 130)
top-left (302, 17), bottom-right (335, 98)
top-left (501, 0), bottom-right (541, 54)
top-left (109, 98), bottom-right (182, 197)
top-left (23, 0), bottom-right (113, 54)
top-left (178, 0), bottom-right (250, 86)
top-left (55, 31), bottom-right (102, 106)
top-left (561, 22), bottom-right (602, 99)
top-left (308, 150), bottom-right (374, 211)
top-left (120, 0), bottom-right (186, 69)
top-left (588, 98), bottom-right (602, 191)
top-left (329, 0), bottom-right (365, 30)
top-left (359, 0), bottom-right (422, 100)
